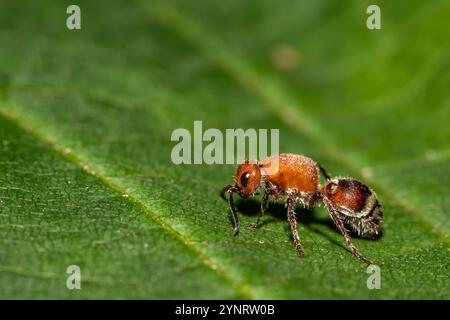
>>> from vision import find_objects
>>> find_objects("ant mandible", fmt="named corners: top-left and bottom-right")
top-left (221, 153), bottom-right (383, 265)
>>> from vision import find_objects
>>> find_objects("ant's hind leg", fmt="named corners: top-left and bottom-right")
top-left (247, 190), bottom-right (270, 228)
top-left (287, 196), bottom-right (304, 257)
top-left (327, 208), bottom-right (373, 265)
top-left (318, 163), bottom-right (331, 180)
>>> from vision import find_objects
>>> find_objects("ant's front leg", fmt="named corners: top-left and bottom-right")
top-left (247, 189), bottom-right (270, 228)
top-left (286, 195), bottom-right (304, 257)
top-left (327, 207), bottom-right (373, 265)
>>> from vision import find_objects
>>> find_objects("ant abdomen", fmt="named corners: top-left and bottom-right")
top-left (322, 178), bottom-right (384, 239)
top-left (342, 205), bottom-right (383, 239)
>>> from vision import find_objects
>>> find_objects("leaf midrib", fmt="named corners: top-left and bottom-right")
top-left (0, 107), bottom-right (255, 299)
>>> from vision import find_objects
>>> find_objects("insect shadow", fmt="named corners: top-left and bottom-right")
top-left (231, 198), bottom-right (380, 250)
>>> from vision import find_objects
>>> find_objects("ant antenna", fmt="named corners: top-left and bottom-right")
top-left (220, 185), bottom-right (240, 236)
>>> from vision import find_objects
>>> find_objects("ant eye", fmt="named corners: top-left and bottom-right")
top-left (240, 172), bottom-right (251, 187)
top-left (327, 183), bottom-right (338, 195)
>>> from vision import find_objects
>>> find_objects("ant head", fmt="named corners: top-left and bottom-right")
top-left (322, 178), bottom-right (372, 213)
top-left (234, 160), bottom-right (261, 198)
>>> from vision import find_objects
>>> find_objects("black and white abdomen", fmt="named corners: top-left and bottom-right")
top-left (343, 194), bottom-right (383, 239)
top-left (322, 178), bottom-right (384, 239)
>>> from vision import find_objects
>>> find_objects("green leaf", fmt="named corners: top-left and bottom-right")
top-left (0, 0), bottom-right (448, 299)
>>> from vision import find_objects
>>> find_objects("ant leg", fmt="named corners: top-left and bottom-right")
top-left (311, 191), bottom-right (324, 207)
top-left (247, 190), bottom-right (270, 228)
top-left (303, 191), bottom-right (323, 208)
top-left (327, 207), bottom-right (373, 265)
top-left (318, 163), bottom-right (331, 180)
top-left (287, 196), bottom-right (304, 257)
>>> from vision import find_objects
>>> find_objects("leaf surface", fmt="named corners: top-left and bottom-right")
top-left (0, 0), bottom-right (448, 298)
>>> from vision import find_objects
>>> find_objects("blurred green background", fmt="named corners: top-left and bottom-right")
top-left (0, 0), bottom-right (449, 299)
